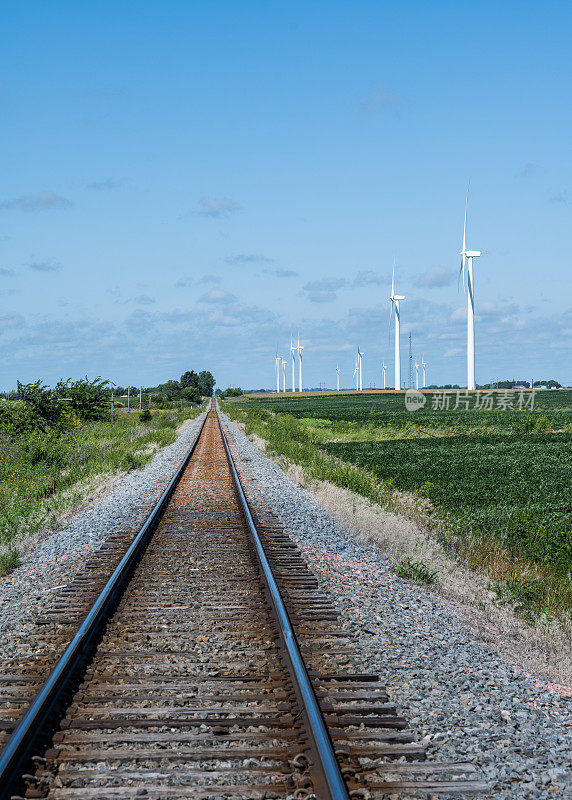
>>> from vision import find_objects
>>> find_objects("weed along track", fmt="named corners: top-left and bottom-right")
top-left (0, 404), bottom-right (487, 799)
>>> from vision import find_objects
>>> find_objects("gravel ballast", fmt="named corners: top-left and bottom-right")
top-left (0, 412), bottom-right (206, 653)
top-left (222, 413), bottom-right (571, 800)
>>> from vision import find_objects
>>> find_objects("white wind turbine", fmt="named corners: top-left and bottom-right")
top-left (389, 261), bottom-right (405, 389)
top-left (415, 361), bottom-right (420, 390)
top-left (282, 359), bottom-right (287, 393)
top-left (336, 365), bottom-right (340, 392)
top-left (290, 335), bottom-right (296, 392)
top-left (459, 192), bottom-right (481, 391)
top-left (357, 346), bottom-right (364, 391)
top-left (382, 361), bottom-right (387, 390)
top-left (275, 355), bottom-right (281, 393)
top-left (297, 332), bottom-right (304, 393)
top-left (422, 356), bottom-right (427, 388)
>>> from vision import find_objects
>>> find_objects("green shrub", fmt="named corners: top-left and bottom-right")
top-left (396, 557), bottom-right (437, 584)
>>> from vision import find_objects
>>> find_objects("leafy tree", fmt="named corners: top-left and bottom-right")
top-left (55, 376), bottom-right (110, 421)
top-left (219, 387), bottom-right (243, 398)
top-left (197, 370), bottom-right (215, 397)
top-left (181, 386), bottom-right (201, 404)
top-left (17, 380), bottom-right (65, 428)
top-left (180, 370), bottom-right (198, 389)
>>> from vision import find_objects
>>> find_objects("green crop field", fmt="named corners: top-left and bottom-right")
top-left (238, 389), bottom-right (572, 434)
top-left (323, 434), bottom-right (572, 573)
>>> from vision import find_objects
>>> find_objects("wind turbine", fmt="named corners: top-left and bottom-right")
top-left (459, 192), bottom-right (481, 391)
top-left (275, 355), bottom-right (281, 393)
top-left (389, 261), bottom-right (405, 389)
top-left (415, 362), bottom-right (420, 390)
top-left (290, 335), bottom-right (296, 392)
top-left (357, 346), bottom-right (364, 391)
top-left (297, 332), bottom-right (304, 393)
top-left (282, 359), bottom-right (287, 393)
top-left (336, 365), bottom-right (340, 392)
top-left (382, 361), bottom-right (387, 390)
top-left (422, 356), bottom-right (427, 388)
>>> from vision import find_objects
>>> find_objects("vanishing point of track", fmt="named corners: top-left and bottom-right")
top-left (0, 403), bottom-right (487, 799)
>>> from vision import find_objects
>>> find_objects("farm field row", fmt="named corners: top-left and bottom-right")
top-left (242, 389), bottom-right (572, 434)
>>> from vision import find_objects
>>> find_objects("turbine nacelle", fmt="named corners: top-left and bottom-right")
top-left (464, 250), bottom-right (481, 258)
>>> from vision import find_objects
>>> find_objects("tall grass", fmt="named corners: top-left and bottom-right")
top-left (0, 407), bottom-right (204, 573)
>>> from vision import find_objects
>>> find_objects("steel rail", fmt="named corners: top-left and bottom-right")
top-left (216, 402), bottom-right (350, 800)
top-left (0, 403), bottom-right (211, 800)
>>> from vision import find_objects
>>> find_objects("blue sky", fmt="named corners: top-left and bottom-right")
top-left (1, 1), bottom-right (570, 390)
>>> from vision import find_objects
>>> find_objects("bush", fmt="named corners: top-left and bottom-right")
top-left (396, 557), bottom-right (438, 584)
top-left (55, 376), bottom-right (110, 421)
top-left (140, 408), bottom-right (152, 422)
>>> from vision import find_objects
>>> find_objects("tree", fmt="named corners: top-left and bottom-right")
top-left (197, 371), bottom-right (215, 397)
top-left (55, 376), bottom-right (110, 421)
top-left (17, 380), bottom-right (65, 428)
top-left (180, 386), bottom-right (201, 404)
top-left (180, 370), bottom-right (198, 389)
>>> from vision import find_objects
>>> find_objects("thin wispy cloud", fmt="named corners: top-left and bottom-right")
top-left (263, 268), bottom-right (299, 277)
top-left (87, 179), bottom-right (121, 190)
top-left (198, 288), bottom-right (237, 304)
top-left (417, 266), bottom-right (455, 288)
top-left (548, 190), bottom-right (569, 205)
top-left (361, 84), bottom-right (403, 114)
top-left (28, 261), bottom-right (63, 273)
top-left (303, 278), bottom-right (348, 303)
top-left (0, 192), bottom-right (73, 212)
top-left (120, 295), bottom-right (156, 305)
top-left (199, 196), bottom-right (240, 218)
top-left (226, 253), bottom-right (274, 264)
top-left (353, 270), bottom-right (387, 287)
top-left (176, 274), bottom-right (221, 287)
top-left (0, 268), bottom-right (15, 277)
top-left (518, 162), bottom-right (536, 178)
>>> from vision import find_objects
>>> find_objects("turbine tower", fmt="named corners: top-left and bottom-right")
top-left (459, 192), bottom-right (481, 391)
top-left (353, 355), bottom-right (358, 391)
top-left (382, 361), bottom-right (387, 390)
top-left (275, 355), bottom-right (281, 393)
top-left (297, 332), bottom-right (304, 393)
top-left (357, 346), bottom-right (364, 391)
top-left (282, 359), bottom-right (287, 393)
top-left (290, 335), bottom-right (296, 392)
top-left (415, 361), bottom-right (420, 390)
top-left (422, 356), bottom-right (427, 388)
top-left (336, 365), bottom-right (340, 392)
top-left (389, 261), bottom-right (405, 389)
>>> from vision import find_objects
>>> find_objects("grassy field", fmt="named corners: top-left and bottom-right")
top-left (0, 406), bottom-right (204, 575)
top-left (226, 390), bottom-right (572, 620)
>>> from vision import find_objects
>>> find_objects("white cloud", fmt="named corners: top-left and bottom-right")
top-left (198, 288), bottom-right (237, 304)
top-left (199, 197), bottom-right (240, 218)
top-left (0, 193), bottom-right (73, 211)
top-left (417, 266), bottom-right (456, 288)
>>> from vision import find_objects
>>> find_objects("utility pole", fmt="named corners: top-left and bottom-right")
top-left (408, 333), bottom-right (413, 389)
top-left (139, 386), bottom-right (142, 410)
top-left (127, 387), bottom-right (130, 412)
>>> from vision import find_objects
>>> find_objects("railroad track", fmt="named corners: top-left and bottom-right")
top-left (0, 403), bottom-right (487, 799)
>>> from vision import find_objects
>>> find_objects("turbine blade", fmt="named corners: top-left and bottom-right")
top-left (392, 259), bottom-right (395, 296)
top-left (459, 189), bottom-right (468, 290)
